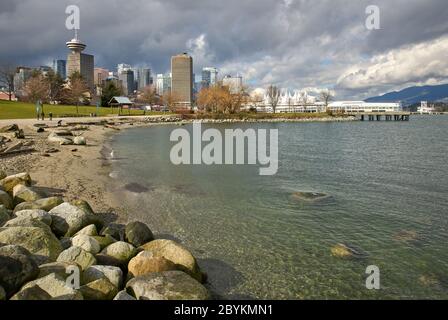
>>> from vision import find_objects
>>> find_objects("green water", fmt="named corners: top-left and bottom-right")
top-left (108, 116), bottom-right (448, 299)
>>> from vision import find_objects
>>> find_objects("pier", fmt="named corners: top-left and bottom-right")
top-left (347, 112), bottom-right (411, 121)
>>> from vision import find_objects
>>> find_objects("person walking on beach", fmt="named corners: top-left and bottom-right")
top-left (49, 112), bottom-right (53, 121)
top-left (41, 111), bottom-right (45, 121)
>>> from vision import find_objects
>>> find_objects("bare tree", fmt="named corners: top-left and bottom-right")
top-left (24, 74), bottom-right (49, 104)
top-left (66, 72), bottom-right (89, 115)
top-left (300, 91), bottom-right (309, 112)
top-left (266, 85), bottom-right (280, 113)
top-left (320, 89), bottom-right (334, 111)
top-left (139, 85), bottom-right (160, 105)
top-left (0, 65), bottom-right (16, 101)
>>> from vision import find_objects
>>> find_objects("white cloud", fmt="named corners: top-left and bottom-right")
top-left (337, 36), bottom-right (448, 91)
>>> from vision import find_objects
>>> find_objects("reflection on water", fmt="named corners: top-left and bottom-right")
top-left (109, 117), bottom-right (448, 299)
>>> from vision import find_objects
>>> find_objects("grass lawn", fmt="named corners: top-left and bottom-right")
top-left (0, 100), bottom-right (172, 120)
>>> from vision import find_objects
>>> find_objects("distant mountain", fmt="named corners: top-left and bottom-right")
top-left (365, 83), bottom-right (448, 106)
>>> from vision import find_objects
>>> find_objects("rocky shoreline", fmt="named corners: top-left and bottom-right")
top-left (0, 170), bottom-right (209, 300)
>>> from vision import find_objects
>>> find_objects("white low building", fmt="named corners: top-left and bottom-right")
top-left (417, 101), bottom-right (436, 114)
top-left (247, 89), bottom-right (402, 113)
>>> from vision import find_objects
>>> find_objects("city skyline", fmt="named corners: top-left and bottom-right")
top-left (1, 0), bottom-right (447, 100)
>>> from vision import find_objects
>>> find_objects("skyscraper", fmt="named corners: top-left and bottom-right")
top-left (94, 67), bottom-right (109, 86)
top-left (171, 53), bottom-right (193, 108)
top-left (52, 59), bottom-right (67, 79)
top-left (66, 31), bottom-right (94, 90)
top-left (201, 67), bottom-right (218, 88)
top-left (118, 69), bottom-right (135, 96)
top-left (137, 68), bottom-right (151, 90)
top-left (156, 73), bottom-right (172, 95)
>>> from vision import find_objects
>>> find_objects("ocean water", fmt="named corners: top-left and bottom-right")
top-left (108, 116), bottom-right (448, 299)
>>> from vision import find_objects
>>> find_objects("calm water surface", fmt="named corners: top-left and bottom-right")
top-left (108, 116), bottom-right (448, 299)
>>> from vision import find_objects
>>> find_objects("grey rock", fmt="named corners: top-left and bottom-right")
top-left (126, 271), bottom-right (210, 300)
top-left (0, 244), bottom-right (32, 257)
top-left (82, 265), bottom-right (123, 289)
top-left (0, 226), bottom-right (62, 265)
top-left (113, 290), bottom-right (136, 300)
top-left (72, 234), bottom-right (101, 254)
top-left (100, 241), bottom-right (137, 265)
top-left (0, 172), bottom-right (32, 193)
top-left (19, 272), bottom-right (83, 300)
top-left (75, 224), bottom-right (98, 237)
top-left (0, 253), bottom-right (39, 298)
top-left (80, 277), bottom-right (118, 300)
top-left (0, 190), bottom-right (13, 209)
top-left (57, 246), bottom-right (96, 270)
top-left (125, 221), bottom-right (154, 247)
top-left (14, 209), bottom-right (52, 226)
top-left (49, 202), bottom-right (101, 237)
top-left (73, 136), bottom-right (86, 145)
top-left (12, 184), bottom-right (42, 206)
top-left (10, 285), bottom-right (52, 300)
top-left (13, 197), bottom-right (63, 213)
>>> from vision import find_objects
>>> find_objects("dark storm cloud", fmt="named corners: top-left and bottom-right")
top-left (0, 0), bottom-right (447, 98)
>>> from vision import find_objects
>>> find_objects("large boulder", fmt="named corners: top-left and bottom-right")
top-left (75, 224), bottom-right (98, 237)
top-left (48, 132), bottom-right (73, 145)
top-left (0, 227), bottom-right (62, 265)
top-left (72, 234), bottom-right (101, 254)
top-left (0, 244), bottom-right (32, 257)
top-left (100, 241), bottom-right (137, 265)
top-left (0, 124), bottom-right (19, 133)
top-left (100, 223), bottom-right (125, 241)
top-left (92, 235), bottom-right (116, 250)
top-left (0, 190), bottom-right (13, 209)
top-left (3, 216), bottom-right (52, 231)
top-left (14, 209), bottom-right (52, 226)
top-left (128, 250), bottom-right (177, 278)
top-left (125, 221), bottom-right (154, 247)
top-left (12, 184), bottom-right (42, 206)
top-left (38, 261), bottom-right (80, 279)
top-left (126, 271), bottom-right (209, 300)
top-left (13, 197), bottom-right (63, 213)
top-left (80, 278), bottom-right (118, 300)
top-left (57, 246), bottom-right (97, 270)
top-left (0, 169), bottom-right (7, 180)
top-left (0, 253), bottom-right (39, 298)
top-left (18, 273), bottom-right (83, 300)
top-left (0, 172), bottom-right (32, 193)
top-left (113, 290), bottom-right (136, 300)
top-left (10, 285), bottom-right (52, 300)
top-left (0, 285), bottom-right (6, 300)
top-left (82, 265), bottom-right (123, 288)
top-left (0, 205), bottom-right (10, 226)
top-left (140, 239), bottom-right (203, 282)
top-left (73, 136), bottom-right (87, 146)
top-left (49, 202), bottom-right (101, 237)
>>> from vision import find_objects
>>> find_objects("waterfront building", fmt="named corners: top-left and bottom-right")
top-left (52, 59), bottom-right (67, 79)
top-left (171, 53), bottom-right (193, 108)
top-left (223, 74), bottom-right (243, 94)
top-left (201, 67), bottom-right (218, 88)
top-left (66, 31), bottom-right (94, 90)
top-left (248, 89), bottom-right (402, 113)
top-left (417, 101), bottom-right (437, 114)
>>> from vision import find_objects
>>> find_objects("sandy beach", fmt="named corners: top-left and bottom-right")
top-left (0, 116), bottom-right (177, 225)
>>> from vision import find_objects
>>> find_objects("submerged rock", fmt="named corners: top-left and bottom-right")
top-left (330, 243), bottom-right (366, 259)
top-left (126, 271), bottom-right (209, 300)
top-left (140, 239), bottom-right (203, 283)
top-left (291, 191), bottom-right (330, 202)
top-left (393, 230), bottom-right (420, 243)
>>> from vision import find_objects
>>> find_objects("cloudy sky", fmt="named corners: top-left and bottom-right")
top-left (1, 0), bottom-right (447, 99)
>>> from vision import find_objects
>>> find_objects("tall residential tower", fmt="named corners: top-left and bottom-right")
top-left (171, 53), bottom-right (193, 108)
